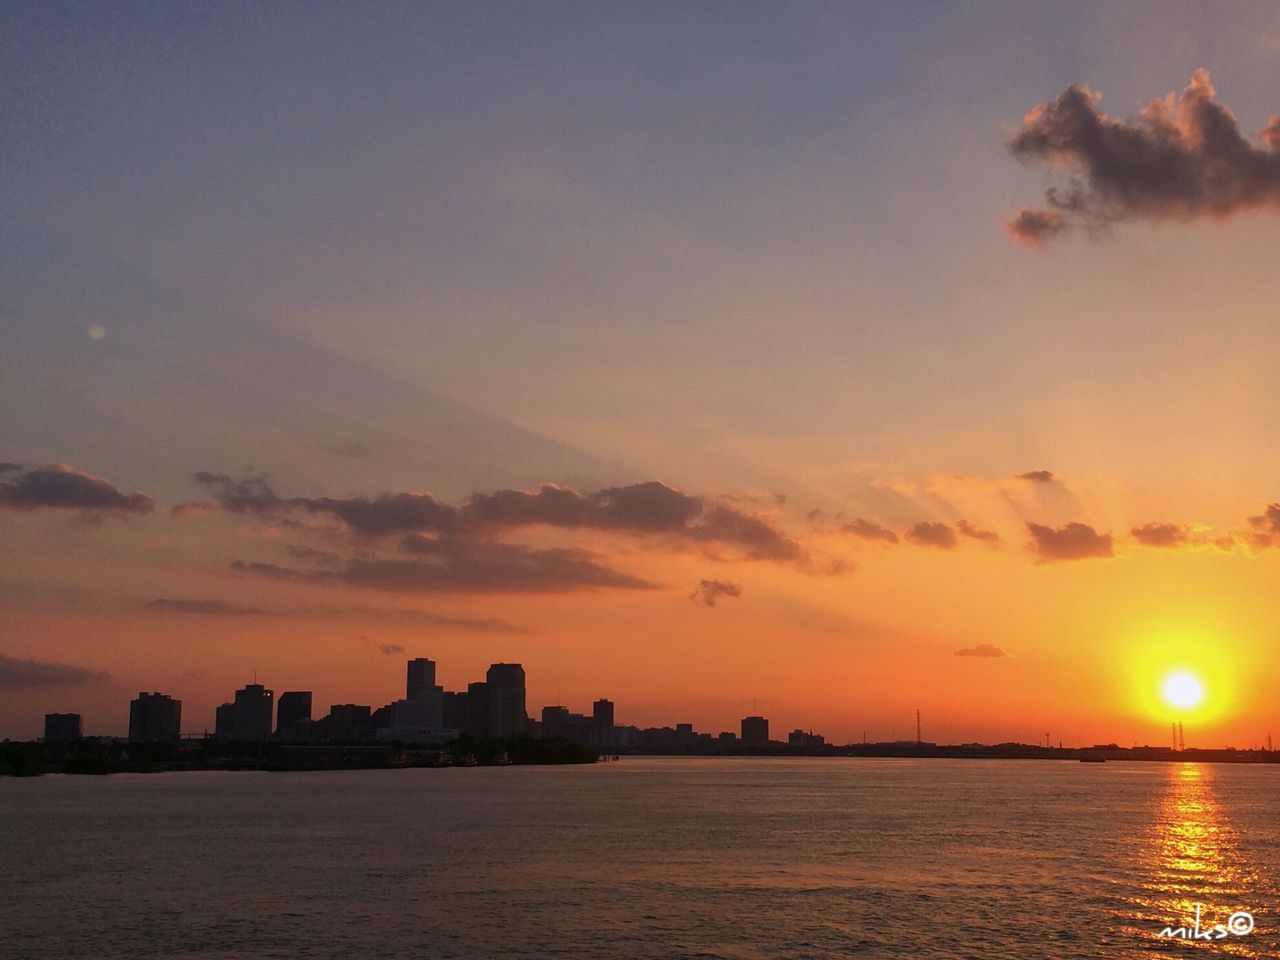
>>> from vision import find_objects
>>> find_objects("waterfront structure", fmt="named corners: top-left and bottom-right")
top-left (741, 715), bottom-right (769, 746)
top-left (276, 691), bottom-right (313, 738)
top-left (128, 692), bottom-right (181, 743)
top-left (43, 713), bottom-right (82, 743)
top-left (214, 683), bottom-right (275, 741)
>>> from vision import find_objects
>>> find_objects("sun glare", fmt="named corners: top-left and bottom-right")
top-left (1163, 671), bottom-right (1204, 710)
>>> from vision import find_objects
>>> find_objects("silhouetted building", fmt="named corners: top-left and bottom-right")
top-left (406, 658), bottom-right (436, 700)
top-left (129, 692), bottom-right (181, 743)
top-left (442, 690), bottom-right (467, 730)
top-left (276, 691), bottom-right (312, 737)
top-left (788, 729), bottom-right (825, 750)
top-left (44, 713), bottom-right (82, 743)
top-left (741, 715), bottom-right (769, 746)
top-left (593, 698), bottom-right (614, 730)
top-left (318, 704), bottom-right (372, 741)
top-left (214, 683), bottom-right (275, 741)
top-left (486, 663), bottom-right (527, 737)
top-left (464, 681), bottom-right (489, 736)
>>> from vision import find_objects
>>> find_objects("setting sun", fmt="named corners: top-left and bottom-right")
top-left (1163, 672), bottom-right (1205, 711)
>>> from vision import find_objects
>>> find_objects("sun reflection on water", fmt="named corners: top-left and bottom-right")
top-left (1134, 763), bottom-right (1262, 955)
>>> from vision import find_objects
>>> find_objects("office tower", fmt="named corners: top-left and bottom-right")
top-left (276, 691), bottom-right (313, 737)
top-left (486, 663), bottom-right (527, 738)
top-left (321, 704), bottom-right (372, 741)
top-left (214, 683), bottom-right (275, 741)
top-left (128, 692), bottom-right (182, 743)
top-left (741, 715), bottom-right (769, 746)
top-left (464, 681), bottom-right (489, 736)
top-left (406, 658), bottom-right (436, 700)
top-left (442, 690), bottom-right (466, 730)
top-left (593, 698), bottom-right (614, 730)
top-left (44, 713), bottom-right (82, 743)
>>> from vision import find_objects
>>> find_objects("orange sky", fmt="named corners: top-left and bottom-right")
top-left (4, 6), bottom-right (1280, 746)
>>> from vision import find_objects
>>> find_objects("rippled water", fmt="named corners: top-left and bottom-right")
top-left (3, 758), bottom-right (1278, 958)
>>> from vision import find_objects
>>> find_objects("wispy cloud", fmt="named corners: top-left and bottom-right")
top-left (145, 598), bottom-right (267, 615)
top-left (0, 653), bottom-right (110, 688)
top-left (690, 579), bottom-right (742, 607)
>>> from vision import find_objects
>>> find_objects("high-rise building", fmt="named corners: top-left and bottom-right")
top-left (214, 683), bottom-right (275, 741)
top-left (129, 692), bottom-right (182, 743)
top-left (464, 681), bottom-right (489, 736)
top-left (276, 691), bottom-right (313, 737)
top-left (319, 704), bottom-right (372, 741)
top-left (406, 658), bottom-right (437, 700)
top-left (486, 663), bottom-right (527, 738)
top-left (44, 713), bottom-right (82, 743)
top-left (593, 698), bottom-right (614, 730)
top-left (741, 715), bottom-right (769, 746)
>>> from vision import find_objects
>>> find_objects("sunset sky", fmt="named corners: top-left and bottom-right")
top-left (4, 3), bottom-right (1280, 746)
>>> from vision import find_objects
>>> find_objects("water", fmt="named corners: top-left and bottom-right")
top-left (2, 758), bottom-right (1278, 959)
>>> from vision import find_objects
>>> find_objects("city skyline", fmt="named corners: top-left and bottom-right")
top-left (5, 5), bottom-right (1280, 750)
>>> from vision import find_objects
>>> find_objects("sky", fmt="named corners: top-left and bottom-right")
top-left (4, 2), bottom-right (1280, 746)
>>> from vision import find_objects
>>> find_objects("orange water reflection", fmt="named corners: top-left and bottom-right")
top-left (1137, 764), bottom-right (1260, 955)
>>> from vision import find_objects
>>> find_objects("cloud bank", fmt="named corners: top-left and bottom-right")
top-left (1027, 522), bottom-right (1114, 563)
top-left (0, 463), bottom-right (153, 516)
top-left (0, 653), bottom-right (110, 688)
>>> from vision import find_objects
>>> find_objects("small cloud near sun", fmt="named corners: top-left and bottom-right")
top-left (954, 643), bottom-right (1007, 658)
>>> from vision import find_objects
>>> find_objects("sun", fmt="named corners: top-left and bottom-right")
top-left (1163, 671), bottom-right (1204, 710)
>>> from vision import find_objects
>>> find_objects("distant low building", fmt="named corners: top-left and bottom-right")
top-left (129, 692), bottom-right (181, 743)
top-left (44, 713), bottom-right (82, 743)
top-left (788, 729), bottom-right (825, 750)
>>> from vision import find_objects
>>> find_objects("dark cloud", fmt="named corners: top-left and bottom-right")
top-left (194, 472), bottom-right (802, 562)
top-left (841, 518), bottom-right (899, 545)
top-left (1244, 503), bottom-right (1280, 550)
top-left (1016, 470), bottom-right (1056, 484)
top-left (1026, 522), bottom-right (1113, 562)
top-left (690, 579), bottom-right (742, 607)
top-left (956, 519), bottom-right (1000, 545)
top-left (905, 521), bottom-right (958, 550)
top-left (376, 642), bottom-right (405, 656)
top-left (233, 536), bottom-right (656, 595)
top-left (0, 653), bottom-right (110, 688)
top-left (1007, 70), bottom-right (1280, 243)
top-left (1130, 522), bottom-right (1190, 548)
top-left (0, 463), bottom-right (153, 515)
top-left (145, 598), bottom-right (267, 615)
top-left (954, 644), bottom-right (1007, 658)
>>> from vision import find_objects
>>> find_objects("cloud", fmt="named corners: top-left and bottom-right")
top-left (1026, 522), bottom-right (1114, 562)
top-left (956, 519), bottom-right (1000, 545)
top-left (0, 463), bottom-right (153, 515)
top-left (1007, 69), bottom-right (1280, 243)
top-left (1130, 522), bottom-right (1191, 548)
top-left (376, 642), bottom-right (405, 656)
top-left (232, 535), bottom-right (657, 594)
top-left (194, 472), bottom-right (803, 562)
top-left (145, 598), bottom-right (267, 615)
top-left (841, 518), bottom-right (899, 545)
top-left (954, 644), bottom-right (1007, 658)
top-left (905, 521), bottom-right (958, 550)
top-left (1006, 209), bottom-right (1068, 245)
top-left (1244, 503), bottom-right (1280, 549)
top-left (690, 579), bottom-right (742, 607)
top-left (1016, 470), bottom-right (1056, 484)
top-left (0, 653), bottom-right (110, 688)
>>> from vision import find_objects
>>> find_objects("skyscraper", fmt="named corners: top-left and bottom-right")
top-left (741, 715), bottom-right (769, 746)
top-left (593, 698), bottom-right (614, 730)
top-left (406, 658), bottom-right (436, 700)
top-left (128, 693), bottom-right (181, 743)
top-left (485, 663), bottom-right (526, 737)
top-left (214, 683), bottom-right (274, 741)
top-left (276, 691), bottom-right (313, 737)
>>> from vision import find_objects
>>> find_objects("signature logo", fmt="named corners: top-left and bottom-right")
top-left (1158, 903), bottom-right (1254, 941)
